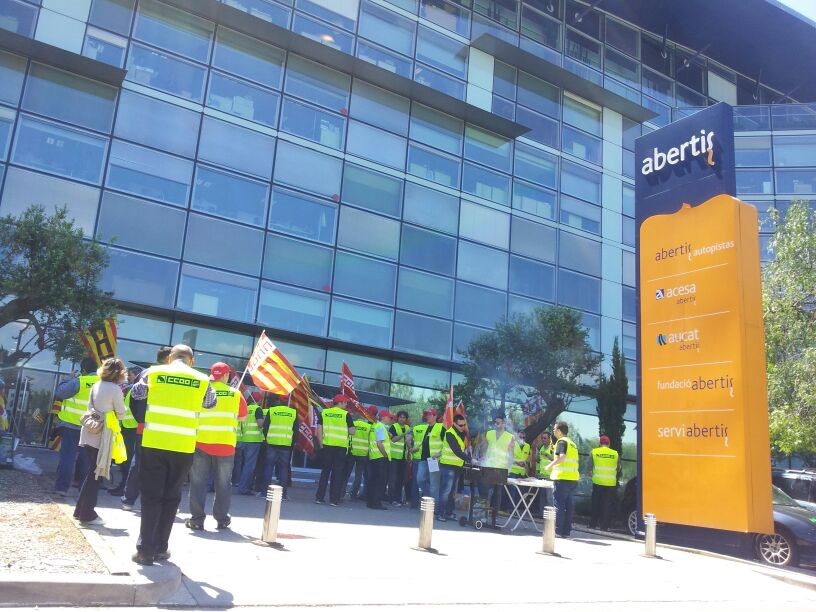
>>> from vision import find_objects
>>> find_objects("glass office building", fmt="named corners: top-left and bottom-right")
top-left (1, 0), bottom-right (814, 473)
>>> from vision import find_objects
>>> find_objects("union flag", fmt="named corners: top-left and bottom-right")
top-left (79, 318), bottom-right (118, 366)
top-left (443, 385), bottom-right (454, 429)
top-left (289, 376), bottom-right (322, 458)
top-left (247, 332), bottom-right (301, 394)
top-left (340, 362), bottom-right (374, 422)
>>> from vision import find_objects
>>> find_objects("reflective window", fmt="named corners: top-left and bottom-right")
top-left (334, 251), bottom-right (397, 305)
top-left (285, 55), bottom-right (350, 112)
top-left (192, 165), bottom-right (269, 226)
top-left (773, 135), bottom-right (816, 168)
top-left (106, 140), bottom-right (193, 206)
top-left (622, 285), bottom-right (636, 322)
top-left (213, 27), bottom-right (284, 89)
top-left (403, 182), bottom-right (459, 235)
top-left (358, 0), bottom-right (416, 57)
top-left (736, 169), bottom-right (773, 195)
top-left (512, 179), bottom-right (556, 220)
top-left (0, 107), bottom-right (13, 161)
top-left (394, 311), bottom-right (452, 358)
top-left (338, 205), bottom-right (400, 259)
top-left (511, 215), bottom-right (556, 263)
top-left (557, 268), bottom-right (600, 313)
top-left (735, 136), bottom-right (772, 168)
top-left (96, 191), bottom-right (185, 258)
top-left (509, 256), bottom-right (555, 301)
top-left (134, 0), bottom-right (214, 62)
top-left (207, 71), bottom-right (280, 128)
top-left (127, 43), bottom-right (206, 102)
top-left (416, 26), bottom-right (467, 78)
top-left (346, 120), bottom-right (406, 170)
top-left (0, 166), bottom-right (100, 236)
top-left (83, 27), bottom-right (128, 67)
top-left (273, 141), bottom-right (342, 199)
top-left (89, 0), bottom-right (135, 35)
top-left (222, 0), bottom-right (290, 28)
top-left (559, 231), bottom-right (601, 276)
top-left (293, 12), bottom-right (353, 54)
top-left (410, 104), bottom-right (463, 155)
top-left (198, 116), bottom-right (276, 179)
top-left (268, 186), bottom-right (337, 245)
top-left (604, 47), bottom-right (639, 89)
top-left (582, 311), bottom-right (600, 352)
top-left (516, 106), bottom-right (559, 148)
top-left (114, 90), bottom-right (199, 157)
top-left (420, 0), bottom-right (469, 36)
top-left (342, 164), bottom-right (403, 217)
top-left (329, 298), bottom-right (393, 348)
top-left (453, 323), bottom-right (487, 358)
top-left (514, 142), bottom-right (558, 188)
top-left (560, 194), bottom-right (601, 234)
top-left (462, 163), bottom-right (511, 205)
top-left (622, 250), bottom-right (635, 287)
top-left (414, 64), bottom-right (465, 100)
top-left (12, 116), bottom-right (107, 184)
top-left (776, 169), bottom-right (816, 194)
top-left (521, 3), bottom-right (560, 50)
top-left (561, 160), bottom-right (601, 204)
top-left (518, 72), bottom-right (559, 118)
top-left (350, 79), bottom-right (409, 136)
top-left (0, 0), bottom-right (37, 36)
top-left (171, 322), bottom-right (254, 357)
top-left (280, 97), bottom-right (345, 149)
top-left (184, 214), bottom-right (265, 275)
top-left (356, 39), bottom-right (412, 78)
top-left (457, 241), bottom-right (508, 290)
top-left (297, 0), bottom-right (358, 31)
top-left (566, 29), bottom-right (601, 71)
top-left (563, 97), bottom-right (601, 136)
top-left (326, 349), bottom-right (390, 381)
top-left (459, 200), bottom-right (510, 249)
top-left (622, 183), bottom-right (635, 217)
top-left (509, 294), bottom-right (548, 317)
top-left (623, 216), bottom-right (635, 246)
top-left (0, 50), bottom-right (26, 106)
top-left (562, 125), bottom-right (602, 165)
top-left (408, 143), bottom-right (460, 188)
top-left (23, 64), bottom-right (117, 133)
top-left (178, 264), bottom-right (258, 322)
top-left (400, 224), bottom-right (456, 276)
top-left (642, 67), bottom-right (673, 105)
top-left (397, 267), bottom-right (454, 318)
top-left (622, 322), bottom-right (636, 360)
top-left (606, 16), bottom-right (638, 57)
top-left (464, 127), bottom-right (513, 172)
top-left (100, 248), bottom-right (179, 308)
top-left (454, 281), bottom-right (507, 327)
top-left (118, 311), bottom-right (171, 344)
top-left (258, 282), bottom-right (329, 336)
top-left (263, 233), bottom-right (333, 291)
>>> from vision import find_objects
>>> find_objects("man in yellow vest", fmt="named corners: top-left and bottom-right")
top-left (545, 421), bottom-right (580, 538)
top-left (262, 395), bottom-right (298, 501)
top-left (128, 344), bottom-right (216, 566)
top-left (416, 408), bottom-right (445, 508)
top-left (408, 412), bottom-right (430, 508)
top-left (235, 391), bottom-right (266, 495)
top-left (367, 409), bottom-right (392, 510)
top-left (53, 357), bottom-right (99, 496)
top-left (315, 394), bottom-right (355, 506)
top-left (588, 434), bottom-right (620, 531)
top-left (534, 431), bottom-right (554, 511)
top-left (510, 430), bottom-right (531, 478)
top-left (186, 363), bottom-right (247, 531)
top-left (480, 412), bottom-right (516, 526)
top-left (438, 414), bottom-right (469, 521)
top-left (387, 410), bottom-right (410, 505)
top-left (344, 404), bottom-right (375, 500)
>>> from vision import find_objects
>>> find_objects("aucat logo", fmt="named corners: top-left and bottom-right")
top-left (641, 130), bottom-right (716, 176)
top-left (656, 328), bottom-right (701, 350)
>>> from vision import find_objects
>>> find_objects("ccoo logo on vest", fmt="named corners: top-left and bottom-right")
top-left (156, 374), bottom-right (201, 388)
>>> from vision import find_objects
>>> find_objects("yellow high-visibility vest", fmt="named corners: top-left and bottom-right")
top-left (550, 436), bottom-right (580, 481)
top-left (196, 381), bottom-right (240, 447)
top-left (321, 406), bottom-right (350, 448)
top-left (411, 423), bottom-right (429, 459)
top-left (58, 375), bottom-right (100, 426)
top-left (266, 405), bottom-right (297, 447)
top-left (121, 390), bottom-right (138, 429)
top-left (440, 427), bottom-right (465, 467)
top-left (369, 421), bottom-right (391, 460)
top-left (350, 419), bottom-right (372, 457)
top-left (510, 441), bottom-right (530, 476)
top-left (591, 446), bottom-right (619, 487)
top-left (389, 423), bottom-right (406, 460)
top-left (485, 429), bottom-right (514, 469)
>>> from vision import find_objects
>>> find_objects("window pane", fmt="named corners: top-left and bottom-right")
top-left (622, 285), bottom-right (636, 322)
top-left (297, 0), bottom-right (359, 32)
top-left (359, 0), bottom-right (416, 56)
top-left (280, 97), bottom-right (345, 149)
top-left (773, 135), bottom-right (816, 167)
top-left (604, 47), bottom-right (639, 89)
top-left (516, 106), bottom-right (559, 148)
top-left (330, 298), bottom-right (393, 348)
top-left (127, 43), bottom-right (206, 102)
top-left (350, 79), bottom-right (410, 136)
top-left (623, 216), bottom-right (635, 246)
top-left (273, 141), bottom-right (342, 199)
top-left (334, 251), bottom-right (396, 305)
top-left (407, 143), bottom-right (460, 188)
top-left (521, 4), bottom-right (560, 50)
top-left (222, 0), bottom-right (290, 28)
top-left (420, 0), bottom-right (469, 37)
top-left (459, 200), bottom-right (510, 249)
top-left (12, 116), bottom-right (107, 184)
top-left (509, 255), bottom-right (555, 301)
top-left (100, 248), bottom-right (179, 308)
top-left (642, 67), bottom-right (673, 105)
top-left (410, 104), bottom-right (463, 155)
top-left (565, 29), bottom-right (601, 70)
top-left (89, 0), bottom-right (135, 35)
top-left (734, 136), bottom-right (772, 168)
top-left (559, 230), bottom-right (601, 276)
top-left (563, 97), bottom-right (601, 136)
top-left (493, 60), bottom-right (516, 100)
top-left (258, 282), bottom-right (329, 336)
top-left (114, 90), bottom-right (199, 157)
top-left (0, 50), bottom-right (26, 106)
top-left (346, 120), bottom-right (406, 169)
top-left (457, 241), bottom-right (508, 290)
top-left (0, 0), bottom-right (37, 36)
top-left (0, 107), bottom-right (13, 161)
top-left (263, 233), bottom-right (333, 291)
top-left (403, 181), bottom-right (459, 234)
top-left (118, 311), bottom-right (171, 344)
top-left (23, 63), bottom-right (117, 133)
top-left (397, 267), bottom-right (454, 318)
top-left (293, 12), bottom-right (353, 54)
top-left (269, 186), bottom-right (337, 245)
top-left (462, 162), bottom-right (511, 205)
top-left (83, 28), bottom-right (128, 67)
top-left (213, 27), bottom-right (284, 89)
top-left (106, 140), bottom-right (192, 206)
top-left (735, 169), bottom-right (773, 195)
top-left (414, 63), bottom-right (466, 100)
top-left (775, 169), bottom-right (816, 194)
top-left (512, 179), bottom-right (556, 220)
top-left (511, 215), bottom-right (556, 262)
top-left (342, 163), bottom-right (403, 217)
top-left (134, 0), bottom-right (214, 62)
top-left (557, 268), bottom-right (600, 313)
top-left (171, 322), bottom-right (254, 357)
top-left (400, 224), bottom-right (456, 276)
top-left (606, 17), bottom-right (638, 57)
top-left (338, 206), bottom-right (400, 259)
top-left (514, 142), bottom-right (558, 188)
top-left (207, 71), bottom-right (280, 128)
top-left (178, 264), bottom-right (257, 322)
top-left (285, 54), bottom-right (350, 112)
top-left (184, 213), bottom-right (265, 275)
top-left (356, 38), bottom-right (413, 78)
top-left (198, 116), bottom-right (276, 179)
top-left (416, 26), bottom-right (467, 78)
top-left (560, 194), bottom-right (601, 234)
top-left (394, 311), bottom-right (451, 358)
top-left (622, 183), bottom-right (635, 217)
top-left (453, 322), bottom-right (487, 358)
top-left (464, 127), bottom-right (512, 173)
top-left (192, 165), bottom-right (269, 226)
top-left (96, 191), bottom-right (185, 258)
top-left (622, 250), bottom-right (635, 287)
top-left (561, 160), bottom-right (601, 204)
top-left (455, 281), bottom-right (506, 327)
top-left (518, 72), bottom-right (559, 118)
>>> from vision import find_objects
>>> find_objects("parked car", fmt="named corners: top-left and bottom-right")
top-left (772, 468), bottom-right (816, 512)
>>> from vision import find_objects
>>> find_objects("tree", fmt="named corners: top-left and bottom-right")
top-left (762, 199), bottom-right (816, 454)
top-left (595, 337), bottom-right (628, 454)
top-left (0, 206), bottom-right (114, 364)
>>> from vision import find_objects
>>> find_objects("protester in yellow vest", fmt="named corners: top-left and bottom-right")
top-left (438, 414), bottom-right (469, 521)
top-left (535, 430), bottom-right (555, 511)
top-left (315, 394), bottom-right (355, 506)
top-left (408, 412), bottom-right (430, 508)
top-left (344, 404), bottom-right (376, 500)
top-left (588, 434), bottom-right (620, 531)
top-left (416, 408), bottom-right (445, 509)
top-left (510, 430), bottom-right (531, 477)
top-left (186, 362), bottom-right (246, 532)
top-left (129, 344), bottom-right (216, 566)
top-left (545, 421), bottom-right (580, 538)
top-left (367, 409), bottom-right (393, 510)
top-left (387, 410), bottom-right (410, 505)
top-left (234, 391), bottom-right (266, 495)
top-left (262, 395), bottom-right (298, 501)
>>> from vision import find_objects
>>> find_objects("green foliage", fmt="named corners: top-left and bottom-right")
top-left (762, 199), bottom-right (816, 454)
top-left (0, 205), bottom-right (114, 363)
top-left (595, 337), bottom-right (628, 454)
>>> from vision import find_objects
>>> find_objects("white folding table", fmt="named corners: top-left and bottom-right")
top-left (500, 478), bottom-right (553, 532)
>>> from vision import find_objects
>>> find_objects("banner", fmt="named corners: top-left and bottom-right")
top-left (79, 318), bottom-right (117, 366)
top-left (443, 385), bottom-right (454, 429)
top-left (290, 376), bottom-right (321, 458)
top-left (247, 331), bottom-right (301, 394)
top-left (340, 362), bottom-right (374, 422)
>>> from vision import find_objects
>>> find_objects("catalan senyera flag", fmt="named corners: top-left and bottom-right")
top-left (247, 331), bottom-right (301, 394)
top-left (443, 385), bottom-right (454, 429)
top-left (79, 318), bottom-right (118, 366)
top-left (340, 362), bottom-right (374, 423)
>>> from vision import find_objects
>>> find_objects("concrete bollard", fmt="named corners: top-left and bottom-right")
top-left (644, 513), bottom-right (657, 557)
top-left (261, 484), bottom-right (283, 547)
top-left (415, 496), bottom-right (435, 552)
top-left (540, 505), bottom-right (557, 555)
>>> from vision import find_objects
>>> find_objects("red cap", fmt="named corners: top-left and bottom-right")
top-left (366, 405), bottom-right (378, 418)
top-left (423, 408), bottom-right (438, 418)
top-left (333, 394), bottom-right (350, 404)
top-left (599, 435), bottom-right (611, 445)
top-left (210, 362), bottom-right (231, 380)
top-left (379, 409), bottom-right (395, 420)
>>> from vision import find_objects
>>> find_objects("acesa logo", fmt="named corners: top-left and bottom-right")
top-left (641, 130), bottom-right (716, 176)
top-left (655, 284), bottom-right (696, 300)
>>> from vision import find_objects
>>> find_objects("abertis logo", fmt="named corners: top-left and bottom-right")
top-left (641, 130), bottom-right (716, 176)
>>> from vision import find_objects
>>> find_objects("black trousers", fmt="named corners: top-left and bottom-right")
top-left (137, 447), bottom-right (194, 556)
top-left (74, 446), bottom-right (100, 522)
top-left (343, 454), bottom-right (368, 498)
top-left (315, 445), bottom-right (347, 503)
top-left (590, 484), bottom-right (617, 529)
top-left (116, 428), bottom-right (137, 489)
top-left (388, 458), bottom-right (405, 503)
top-left (367, 457), bottom-right (388, 508)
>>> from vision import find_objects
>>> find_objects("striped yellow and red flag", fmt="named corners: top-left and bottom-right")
top-left (289, 376), bottom-right (323, 458)
top-left (247, 331), bottom-right (301, 394)
top-left (79, 318), bottom-right (118, 366)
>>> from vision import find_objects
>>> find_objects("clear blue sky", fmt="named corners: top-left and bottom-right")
top-left (778, 0), bottom-right (816, 22)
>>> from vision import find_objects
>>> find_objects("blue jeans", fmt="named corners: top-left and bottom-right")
top-left (416, 459), bottom-right (440, 507)
top-left (55, 426), bottom-right (88, 493)
top-left (410, 459), bottom-right (421, 507)
top-left (263, 446), bottom-right (292, 497)
top-left (553, 479), bottom-right (578, 536)
top-left (188, 449), bottom-right (234, 524)
top-left (235, 442), bottom-right (261, 494)
top-left (438, 465), bottom-right (460, 518)
top-left (122, 434), bottom-right (142, 504)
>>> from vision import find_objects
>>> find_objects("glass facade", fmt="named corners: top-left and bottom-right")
top-left (1, 0), bottom-right (814, 473)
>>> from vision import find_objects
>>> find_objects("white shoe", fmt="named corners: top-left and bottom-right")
top-left (80, 516), bottom-right (105, 526)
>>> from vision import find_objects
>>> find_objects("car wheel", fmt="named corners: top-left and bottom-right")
top-left (755, 529), bottom-right (799, 567)
top-left (626, 509), bottom-right (639, 537)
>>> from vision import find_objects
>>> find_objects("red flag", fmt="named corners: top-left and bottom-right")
top-left (340, 362), bottom-right (374, 422)
top-left (247, 332), bottom-right (301, 394)
top-left (290, 376), bottom-right (323, 458)
top-left (454, 399), bottom-right (471, 448)
top-left (443, 385), bottom-right (454, 429)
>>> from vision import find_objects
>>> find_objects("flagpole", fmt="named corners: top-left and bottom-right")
top-left (234, 365), bottom-right (249, 390)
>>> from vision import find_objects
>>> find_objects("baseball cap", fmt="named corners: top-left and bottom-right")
top-left (599, 435), bottom-right (611, 445)
top-left (366, 405), bottom-right (378, 418)
top-left (210, 362), bottom-right (231, 379)
top-left (379, 409), bottom-right (395, 420)
top-left (333, 393), bottom-right (350, 404)
top-left (423, 408), bottom-right (438, 417)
